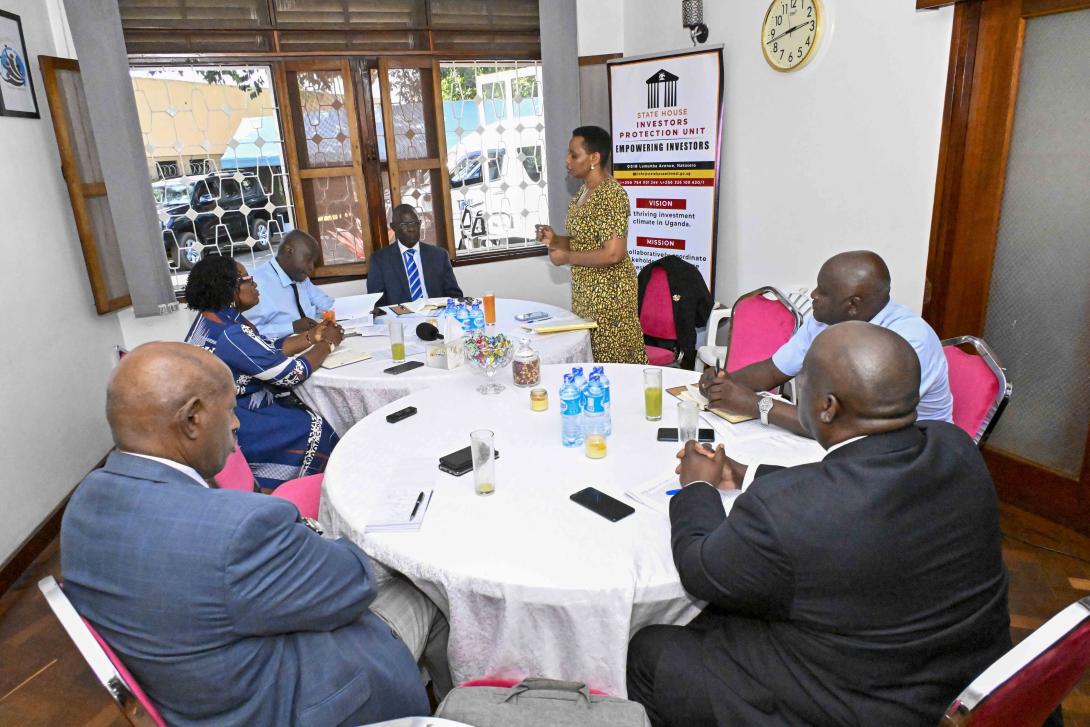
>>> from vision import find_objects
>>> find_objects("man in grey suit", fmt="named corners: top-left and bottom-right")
top-left (62, 343), bottom-right (444, 726)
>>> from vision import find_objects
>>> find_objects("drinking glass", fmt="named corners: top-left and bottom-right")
top-left (483, 291), bottom-right (497, 325)
top-left (678, 400), bottom-right (700, 444)
top-left (389, 320), bottom-right (405, 362)
top-left (644, 368), bottom-right (663, 421)
top-left (471, 429), bottom-right (495, 496)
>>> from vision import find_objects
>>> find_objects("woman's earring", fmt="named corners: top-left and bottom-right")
top-left (591, 164), bottom-right (596, 170)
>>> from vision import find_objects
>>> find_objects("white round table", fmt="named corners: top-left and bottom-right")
top-left (319, 363), bottom-right (825, 696)
top-left (296, 298), bottom-right (593, 435)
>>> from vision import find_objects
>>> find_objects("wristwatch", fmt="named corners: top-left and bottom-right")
top-left (757, 393), bottom-right (774, 426)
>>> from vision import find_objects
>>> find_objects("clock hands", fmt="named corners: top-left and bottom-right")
top-left (766, 20), bottom-right (809, 46)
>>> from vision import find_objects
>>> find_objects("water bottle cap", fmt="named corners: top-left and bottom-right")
top-left (573, 366), bottom-right (583, 374)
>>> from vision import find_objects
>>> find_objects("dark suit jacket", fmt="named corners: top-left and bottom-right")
top-left (61, 452), bottom-right (428, 726)
top-left (669, 423), bottom-right (1011, 726)
top-left (367, 241), bottom-right (463, 307)
top-left (637, 255), bottom-right (714, 370)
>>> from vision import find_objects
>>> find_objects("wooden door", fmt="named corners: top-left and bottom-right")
top-left (923, 0), bottom-right (1090, 534)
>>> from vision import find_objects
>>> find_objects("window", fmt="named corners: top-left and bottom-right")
top-left (130, 65), bottom-right (294, 288)
top-left (441, 60), bottom-right (548, 257)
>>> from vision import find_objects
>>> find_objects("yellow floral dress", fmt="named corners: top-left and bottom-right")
top-left (566, 177), bottom-right (648, 364)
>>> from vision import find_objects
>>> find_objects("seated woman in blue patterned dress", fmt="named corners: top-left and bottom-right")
top-left (183, 255), bottom-right (343, 490)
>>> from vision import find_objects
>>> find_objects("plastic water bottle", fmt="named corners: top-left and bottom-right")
top-left (591, 367), bottom-right (612, 437)
top-left (571, 367), bottom-right (588, 437)
top-left (583, 379), bottom-right (608, 458)
top-left (454, 302), bottom-right (470, 334)
top-left (441, 298), bottom-right (456, 326)
top-left (470, 302), bottom-right (485, 331)
top-left (560, 374), bottom-right (584, 447)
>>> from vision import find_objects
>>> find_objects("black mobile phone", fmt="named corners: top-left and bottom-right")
top-left (656, 428), bottom-right (715, 443)
top-left (384, 360), bottom-right (424, 375)
top-left (570, 487), bottom-right (635, 522)
top-left (438, 446), bottom-right (500, 476)
top-left (386, 406), bottom-right (417, 423)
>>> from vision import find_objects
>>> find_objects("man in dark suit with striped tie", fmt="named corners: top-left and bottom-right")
top-left (367, 204), bottom-right (463, 307)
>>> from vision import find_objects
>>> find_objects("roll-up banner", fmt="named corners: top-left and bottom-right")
top-left (608, 46), bottom-right (724, 290)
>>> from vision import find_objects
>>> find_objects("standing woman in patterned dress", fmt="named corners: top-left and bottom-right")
top-left (537, 126), bottom-right (648, 364)
top-left (183, 255), bottom-right (342, 490)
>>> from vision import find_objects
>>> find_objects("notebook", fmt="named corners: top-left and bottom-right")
top-left (320, 349), bottom-right (373, 369)
top-left (364, 458), bottom-right (437, 533)
top-left (666, 384), bottom-right (754, 424)
top-left (625, 473), bottom-right (741, 516)
top-left (521, 318), bottom-right (598, 334)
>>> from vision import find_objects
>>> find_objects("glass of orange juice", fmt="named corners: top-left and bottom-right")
top-left (483, 291), bottom-right (496, 325)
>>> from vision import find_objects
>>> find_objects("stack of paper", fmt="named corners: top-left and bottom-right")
top-left (625, 474), bottom-right (741, 516)
top-left (333, 292), bottom-right (383, 321)
top-left (522, 317), bottom-right (598, 334)
top-left (365, 459), bottom-right (436, 533)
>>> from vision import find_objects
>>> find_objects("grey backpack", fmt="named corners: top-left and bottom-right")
top-left (435, 678), bottom-right (651, 727)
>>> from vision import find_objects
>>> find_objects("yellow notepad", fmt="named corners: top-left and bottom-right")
top-left (666, 385), bottom-right (755, 424)
top-left (523, 319), bottom-right (598, 334)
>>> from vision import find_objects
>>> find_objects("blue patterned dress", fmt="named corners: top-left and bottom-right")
top-left (185, 307), bottom-right (338, 490)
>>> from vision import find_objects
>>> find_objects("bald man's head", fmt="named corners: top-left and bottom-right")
top-left (810, 250), bottom-right (892, 325)
top-left (277, 230), bottom-right (320, 282)
top-left (107, 343), bottom-right (239, 478)
top-left (796, 321), bottom-right (920, 447)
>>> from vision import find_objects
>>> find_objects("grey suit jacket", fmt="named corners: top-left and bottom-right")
top-left (61, 451), bottom-right (428, 726)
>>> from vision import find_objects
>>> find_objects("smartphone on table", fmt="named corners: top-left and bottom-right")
top-left (439, 446), bottom-right (501, 476)
top-left (656, 428), bottom-right (715, 443)
top-left (384, 361), bottom-right (424, 375)
top-left (570, 487), bottom-right (635, 522)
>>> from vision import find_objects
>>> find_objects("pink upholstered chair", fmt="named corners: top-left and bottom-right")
top-left (639, 267), bottom-right (682, 366)
top-left (214, 446), bottom-right (324, 519)
top-left (939, 597), bottom-right (1090, 727)
top-left (38, 575), bottom-right (166, 727)
top-left (942, 336), bottom-right (1011, 446)
top-left (723, 287), bottom-right (802, 373)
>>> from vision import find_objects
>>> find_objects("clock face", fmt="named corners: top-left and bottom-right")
top-left (762, 0), bottom-right (823, 72)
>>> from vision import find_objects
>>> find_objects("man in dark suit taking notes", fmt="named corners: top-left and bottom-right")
top-left (61, 343), bottom-right (441, 726)
top-left (367, 204), bottom-right (463, 307)
top-left (628, 322), bottom-right (1011, 727)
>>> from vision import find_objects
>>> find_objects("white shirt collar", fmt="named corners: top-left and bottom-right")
top-left (120, 451), bottom-right (209, 488)
top-left (398, 240), bottom-right (421, 257)
top-left (823, 435), bottom-right (868, 458)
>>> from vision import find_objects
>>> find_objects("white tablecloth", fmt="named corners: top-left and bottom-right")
top-left (296, 298), bottom-right (593, 435)
top-left (319, 363), bottom-right (825, 696)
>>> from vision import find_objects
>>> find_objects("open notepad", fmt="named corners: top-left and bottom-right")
top-left (320, 349), bottom-right (373, 369)
top-left (626, 474), bottom-right (741, 517)
top-left (364, 459), bottom-right (437, 533)
top-left (666, 384), bottom-right (754, 424)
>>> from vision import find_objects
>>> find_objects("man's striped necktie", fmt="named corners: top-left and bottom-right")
top-left (403, 249), bottom-right (423, 301)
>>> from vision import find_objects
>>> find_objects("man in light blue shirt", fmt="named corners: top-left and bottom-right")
top-left (246, 230), bottom-right (334, 341)
top-left (700, 251), bottom-right (953, 436)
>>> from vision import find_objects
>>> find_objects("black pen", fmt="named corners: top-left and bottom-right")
top-left (409, 491), bottom-right (425, 520)
top-left (715, 357), bottom-right (721, 377)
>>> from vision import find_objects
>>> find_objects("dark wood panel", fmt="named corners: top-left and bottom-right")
top-left (986, 448), bottom-right (1088, 535)
top-left (1023, 0), bottom-right (1090, 16)
top-left (923, 1), bottom-right (982, 333)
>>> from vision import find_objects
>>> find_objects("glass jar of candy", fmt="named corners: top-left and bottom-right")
top-left (511, 338), bottom-right (541, 387)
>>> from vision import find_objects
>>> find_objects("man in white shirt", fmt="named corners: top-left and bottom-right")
top-left (700, 250), bottom-right (953, 437)
top-left (246, 230), bottom-right (334, 341)
top-left (367, 204), bottom-right (463, 307)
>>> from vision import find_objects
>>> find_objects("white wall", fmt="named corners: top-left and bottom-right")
top-left (577, 0), bottom-right (625, 56)
top-left (0, 0), bottom-right (124, 564)
top-left (620, 0), bottom-right (953, 312)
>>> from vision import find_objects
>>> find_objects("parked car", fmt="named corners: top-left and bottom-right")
top-left (157, 172), bottom-right (285, 270)
top-left (448, 143), bottom-right (546, 251)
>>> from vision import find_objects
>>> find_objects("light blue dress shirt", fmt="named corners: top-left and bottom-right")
top-left (771, 299), bottom-right (954, 422)
top-left (398, 241), bottom-right (429, 299)
top-left (245, 258), bottom-right (334, 341)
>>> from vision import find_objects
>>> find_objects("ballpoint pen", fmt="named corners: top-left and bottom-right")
top-left (409, 491), bottom-right (425, 519)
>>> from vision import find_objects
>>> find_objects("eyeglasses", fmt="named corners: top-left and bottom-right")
top-left (236, 275), bottom-right (254, 287)
top-left (392, 219), bottom-right (421, 228)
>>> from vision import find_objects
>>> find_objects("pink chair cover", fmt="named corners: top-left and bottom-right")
top-left (214, 446), bottom-right (256, 492)
top-left (960, 619), bottom-right (1090, 727)
top-left (271, 474), bottom-right (324, 520)
top-left (645, 345), bottom-right (678, 366)
top-left (83, 617), bottom-right (168, 727)
top-left (725, 293), bottom-right (797, 373)
top-left (640, 268), bottom-right (678, 340)
top-left (944, 345), bottom-right (1001, 441)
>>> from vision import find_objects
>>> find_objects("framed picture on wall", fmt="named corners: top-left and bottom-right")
top-left (0, 10), bottom-right (39, 119)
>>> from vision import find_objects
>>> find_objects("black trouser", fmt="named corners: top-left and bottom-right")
top-left (627, 624), bottom-right (718, 727)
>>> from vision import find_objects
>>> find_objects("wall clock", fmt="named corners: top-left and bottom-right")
top-left (762, 0), bottom-right (824, 72)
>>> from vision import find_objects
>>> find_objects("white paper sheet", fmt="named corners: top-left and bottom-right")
top-left (334, 293), bottom-right (383, 321)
